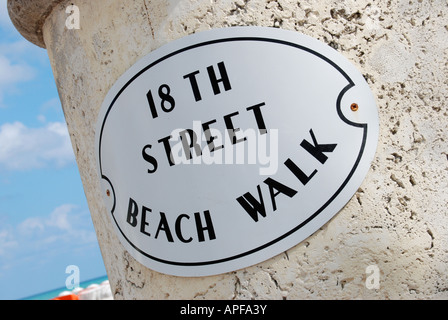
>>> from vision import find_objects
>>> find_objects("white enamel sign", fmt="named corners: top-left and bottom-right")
top-left (95, 27), bottom-right (379, 276)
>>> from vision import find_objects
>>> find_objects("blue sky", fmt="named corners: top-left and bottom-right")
top-left (0, 2), bottom-right (106, 299)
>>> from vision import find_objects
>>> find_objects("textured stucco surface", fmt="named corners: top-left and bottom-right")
top-left (11, 0), bottom-right (448, 299)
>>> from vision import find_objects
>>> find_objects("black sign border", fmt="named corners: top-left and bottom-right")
top-left (97, 35), bottom-right (367, 267)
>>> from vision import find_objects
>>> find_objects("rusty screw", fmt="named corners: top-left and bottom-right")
top-left (106, 189), bottom-right (111, 197)
top-left (350, 103), bottom-right (359, 112)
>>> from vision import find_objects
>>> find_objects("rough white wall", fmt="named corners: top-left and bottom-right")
top-left (39, 0), bottom-right (448, 299)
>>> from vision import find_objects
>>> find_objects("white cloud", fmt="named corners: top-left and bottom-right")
top-left (0, 121), bottom-right (75, 171)
top-left (46, 204), bottom-right (75, 231)
top-left (0, 41), bottom-right (37, 108)
top-left (1, 204), bottom-right (97, 261)
top-left (0, 56), bottom-right (35, 108)
top-left (0, 40), bottom-right (31, 55)
top-left (0, 55), bottom-right (34, 86)
top-left (0, 228), bottom-right (18, 256)
top-left (17, 217), bottom-right (45, 235)
top-left (0, 1), bottom-right (12, 29)
top-left (18, 204), bottom-right (75, 236)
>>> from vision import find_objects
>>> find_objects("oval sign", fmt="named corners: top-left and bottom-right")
top-left (95, 27), bottom-right (379, 276)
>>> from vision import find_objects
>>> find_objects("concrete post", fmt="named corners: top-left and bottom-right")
top-left (8, 0), bottom-right (448, 299)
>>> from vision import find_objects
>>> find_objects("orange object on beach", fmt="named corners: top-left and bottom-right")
top-left (52, 294), bottom-right (79, 300)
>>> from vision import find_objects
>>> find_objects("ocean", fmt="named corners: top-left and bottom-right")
top-left (21, 275), bottom-right (109, 300)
